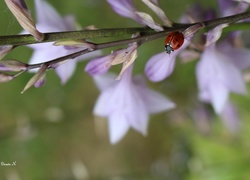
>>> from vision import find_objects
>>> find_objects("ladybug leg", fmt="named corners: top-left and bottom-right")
top-left (165, 44), bottom-right (174, 54)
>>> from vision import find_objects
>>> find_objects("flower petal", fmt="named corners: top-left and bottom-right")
top-left (108, 111), bottom-right (130, 144)
top-left (209, 81), bottom-right (229, 114)
top-left (35, 0), bottom-right (67, 31)
top-left (205, 24), bottom-right (228, 47)
top-left (55, 59), bottom-right (76, 84)
top-left (93, 87), bottom-right (114, 117)
top-left (107, 0), bottom-right (143, 24)
top-left (93, 73), bottom-right (116, 91)
top-left (136, 86), bottom-right (176, 113)
top-left (145, 52), bottom-right (176, 82)
top-left (85, 55), bottom-right (112, 76)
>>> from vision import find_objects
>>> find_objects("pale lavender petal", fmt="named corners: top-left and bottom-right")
top-left (136, 86), bottom-right (176, 113)
top-left (93, 73), bottom-right (116, 91)
top-left (196, 44), bottom-right (247, 95)
top-left (209, 81), bottom-right (229, 114)
top-left (55, 59), bottom-right (76, 84)
top-left (218, 41), bottom-right (250, 70)
top-left (235, 2), bottom-right (250, 13)
top-left (218, 55), bottom-right (247, 95)
top-left (205, 24), bottom-right (228, 46)
top-left (198, 89), bottom-right (211, 103)
top-left (94, 87), bottom-right (114, 117)
top-left (108, 112), bottom-right (130, 144)
top-left (146, 38), bottom-right (193, 81)
top-left (28, 44), bottom-right (66, 69)
top-left (107, 0), bottom-right (142, 24)
top-left (145, 52), bottom-right (176, 82)
top-left (85, 55), bottom-right (112, 76)
top-left (125, 87), bottom-right (149, 135)
top-left (35, 0), bottom-right (66, 31)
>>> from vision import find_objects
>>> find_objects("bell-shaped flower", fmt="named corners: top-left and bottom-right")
top-left (196, 25), bottom-right (247, 114)
top-left (26, 0), bottom-right (100, 84)
top-left (93, 66), bottom-right (175, 144)
top-left (145, 23), bottom-right (203, 82)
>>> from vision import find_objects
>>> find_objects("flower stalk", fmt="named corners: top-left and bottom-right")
top-left (0, 12), bottom-right (249, 47)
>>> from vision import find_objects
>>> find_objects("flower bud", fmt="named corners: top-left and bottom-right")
top-left (21, 64), bottom-right (47, 93)
top-left (135, 11), bottom-right (164, 31)
top-left (0, 59), bottom-right (27, 72)
top-left (53, 40), bottom-right (95, 50)
top-left (0, 45), bottom-right (13, 60)
top-left (141, 0), bottom-right (173, 27)
top-left (5, 0), bottom-right (44, 41)
top-left (0, 73), bottom-right (15, 82)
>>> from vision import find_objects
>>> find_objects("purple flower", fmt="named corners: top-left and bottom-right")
top-left (26, 0), bottom-right (100, 84)
top-left (196, 25), bottom-right (247, 114)
top-left (145, 24), bottom-right (203, 82)
top-left (93, 66), bottom-right (175, 144)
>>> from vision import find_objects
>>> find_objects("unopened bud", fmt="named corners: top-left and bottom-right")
top-left (21, 64), bottom-right (47, 94)
top-left (5, 0), bottom-right (44, 41)
top-left (107, 43), bottom-right (138, 67)
top-left (141, 0), bottom-right (173, 27)
top-left (0, 59), bottom-right (27, 72)
top-left (53, 40), bottom-right (95, 50)
top-left (34, 73), bottom-right (46, 88)
top-left (135, 11), bottom-right (164, 31)
top-left (116, 47), bottom-right (137, 80)
top-left (0, 45), bottom-right (13, 60)
top-left (0, 73), bottom-right (15, 82)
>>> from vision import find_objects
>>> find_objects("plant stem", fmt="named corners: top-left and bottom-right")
top-left (0, 28), bottom-right (154, 46)
top-left (25, 12), bottom-right (250, 70)
top-left (0, 12), bottom-right (250, 47)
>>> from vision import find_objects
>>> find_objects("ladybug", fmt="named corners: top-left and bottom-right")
top-left (165, 31), bottom-right (184, 54)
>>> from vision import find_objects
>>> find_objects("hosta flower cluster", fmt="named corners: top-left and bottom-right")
top-left (1, 0), bottom-right (250, 143)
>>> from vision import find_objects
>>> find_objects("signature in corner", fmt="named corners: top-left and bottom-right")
top-left (1, 161), bottom-right (17, 166)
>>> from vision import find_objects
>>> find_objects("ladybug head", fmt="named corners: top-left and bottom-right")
top-left (165, 44), bottom-right (174, 54)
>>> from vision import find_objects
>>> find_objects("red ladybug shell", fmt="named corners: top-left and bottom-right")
top-left (165, 31), bottom-right (184, 54)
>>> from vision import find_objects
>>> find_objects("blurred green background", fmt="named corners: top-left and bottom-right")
top-left (0, 0), bottom-right (250, 179)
